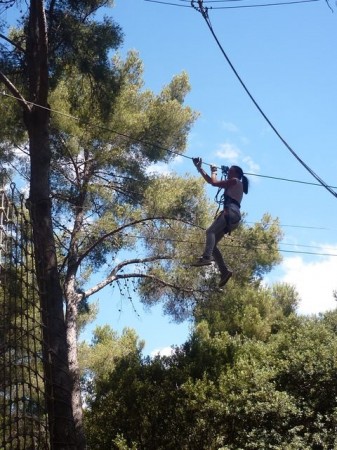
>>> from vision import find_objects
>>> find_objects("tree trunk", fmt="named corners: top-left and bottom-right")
top-left (26, 106), bottom-right (77, 449)
top-left (65, 281), bottom-right (87, 450)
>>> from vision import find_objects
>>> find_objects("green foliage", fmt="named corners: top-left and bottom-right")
top-left (1, 1), bottom-right (123, 91)
top-left (226, 214), bottom-right (283, 284)
top-left (4, 5), bottom-right (333, 450)
top-left (142, 175), bottom-right (207, 221)
top-left (79, 325), bottom-right (144, 389)
top-left (194, 282), bottom-right (300, 340)
top-left (46, 53), bottom-right (199, 286)
top-left (76, 297), bottom-right (99, 334)
top-left (0, 95), bottom-right (26, 154)
top-left (83, 301), bottom-right (337, 449)
top-left (1, 1), bottom-right (203, 446)
top-left (137, 212), bottom-right (284, 323)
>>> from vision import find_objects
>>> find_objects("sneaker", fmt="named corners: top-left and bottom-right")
top-left (219, 270), bottom-right (233, 287)
top-left (190, 256), bottom-right (213, 267)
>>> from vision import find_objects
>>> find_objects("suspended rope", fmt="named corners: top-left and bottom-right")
top-left (2, 91), bottom-right (337, 193)
top-left (191, 0), bottom-right (337, 199)
top-left (145, 0), bottom-right (321, 8)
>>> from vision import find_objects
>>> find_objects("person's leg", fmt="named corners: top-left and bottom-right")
top-left (218, 269), bottom-right (233, 287)
top-left (212, 245), bottom-right (227, 274)
top-left (212, 217), bottom-right (233, 287)
top-left (203, 213), bottom-right (227, 259)
top-left (191, 213), bottom-right (227, 266)
top-left (192, 209), bottom-right (237, 286)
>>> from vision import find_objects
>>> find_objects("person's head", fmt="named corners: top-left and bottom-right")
top-left (229, 165), bottom-right (249, 194)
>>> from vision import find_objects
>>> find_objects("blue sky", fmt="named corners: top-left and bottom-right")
top-left (79, 0), bottom-right (337, 356)
top-left (4, 1), bottom-right (337, 356)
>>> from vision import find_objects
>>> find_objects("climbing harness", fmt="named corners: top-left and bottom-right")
top-left (214, 165), bottom-right (241, 235)
top-left (214, 164), bottom-right (229, 215)
top-left (193, 158), bottom-right (241, 234)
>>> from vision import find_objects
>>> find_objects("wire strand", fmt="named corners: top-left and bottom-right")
top-left (123, 231), bottom-right (337, 257)
top-left (191, 0), bottom-right (337, 198)
top-left (206, 0), bottom-right (320, 8)
top-left (2, 91), bottom-right (337, 191)
top-left (2, 89), bottom-right (335, 255)
top-left (145, 0), bottom-right (320, 7)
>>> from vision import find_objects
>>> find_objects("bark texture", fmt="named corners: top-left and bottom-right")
top-left (25, 105), bottom-right (77, 449)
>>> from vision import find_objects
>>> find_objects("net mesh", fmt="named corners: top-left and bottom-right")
top-left (0, 183), bottom-right (50, 449)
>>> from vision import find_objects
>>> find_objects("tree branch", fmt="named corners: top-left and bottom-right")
top-left (77, 216), bottom-right (203, 267)
top-left (37, 0), bottom-right (49, 104)
top-left (83, 255), bottom-right (173, 298)
top-left (0, 73), bottom-right (31, 114)
top-left (82, 255), bottom-right (197, 300)
top-left (0, 32), bottom-right (25, 54)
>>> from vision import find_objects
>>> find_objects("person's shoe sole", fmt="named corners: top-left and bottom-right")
top-left (190, 259), bottom-right (213, 267)
top-left (219, 271), bottom-right (233, 287)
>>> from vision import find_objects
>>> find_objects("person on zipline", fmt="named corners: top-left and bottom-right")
top-left (191, 157), bottom-right (249, 287)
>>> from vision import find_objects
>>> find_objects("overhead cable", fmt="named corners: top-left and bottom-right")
top-left (2, 92), bottom-right (336, 241)
top-left (199, 0), bottom-right (320, 8)
top-left (144, 0), bottom-right (191, 6)
top-left (191, 0), bottom-right (337, 199)
top-left (145, 0), bottom-right (320, 7)
top-left (123, 232), bottom-right (337, 257)
top-left (1, 91), bottom-right (337, 192)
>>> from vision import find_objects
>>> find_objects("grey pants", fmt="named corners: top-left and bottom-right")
top-left (203, 209), bottom-right (240, 275)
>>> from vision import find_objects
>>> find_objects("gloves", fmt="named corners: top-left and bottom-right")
top-left (193, 158), bottom-right (218, 174)
top-left (192, 157), bottom-right (202, 170)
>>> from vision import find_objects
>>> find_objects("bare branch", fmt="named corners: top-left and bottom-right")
top-left (83, 255), bottom-right (174, 298)
top-left (0, 32), bottom-right (25, 54)
top-left (83, 256), bottom-right (196, 297)
top-left (122, 272), bottom-right (195, 296)
top-left (112, 255), bottom-right (172, 275)
top-left (77, 216), bottom-right (203, 267)
top-left (0, 76), bottom-right (31, 113)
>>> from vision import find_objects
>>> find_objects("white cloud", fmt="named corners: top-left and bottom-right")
top-left (172, 155), bottom-right (183, 165)
top-left (146, 163), bottom-right (172, 177)
top-left (221, 121), bottom-right (239, 133)
top-left (215, 142), bottom-right (260, 175)
top-left (279, 247), bottom-right (337, 315)
top-left (219, 122), bottom-right (250, 146)
top-left (242, 155), bottom-right (260, 174)
top-left (150, 346), bottom-right (174, 357)
top-left (146, 155), bottom-right (183, 176)
top-left (215, 142), bottom-right (240, 161)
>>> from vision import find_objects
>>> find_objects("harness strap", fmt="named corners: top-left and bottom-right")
top-left (224, 195), bottom-right (240, 208)
top-left (223, 205), bottom-right (241, 236)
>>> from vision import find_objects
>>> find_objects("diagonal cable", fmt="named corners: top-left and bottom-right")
top-left (191, 0), bottom-right (337, 198)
